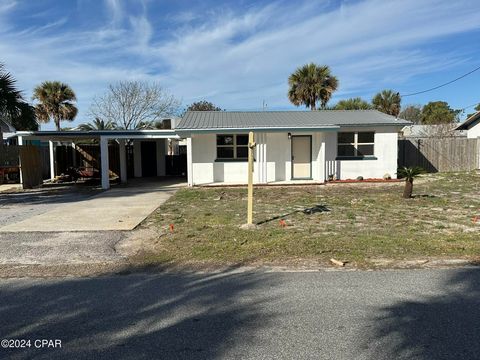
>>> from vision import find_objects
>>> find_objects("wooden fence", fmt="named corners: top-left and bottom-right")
top-left (19, 146), bottom-right (43, 188)
top-left (398, 137), bottom-right (479, 172)
top-left (56, 144), bottom-right (121, 178)
top-left (0, 145), bottom-right (44, 187)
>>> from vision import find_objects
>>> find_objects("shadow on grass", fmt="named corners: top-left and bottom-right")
top-left (369, 268), bottom-right (480, 359)
top-left (0, 265), bottom-right (276, 360)
top-left (256, 204), bottom-right (330, 225)
top-left (411, 194), bottom-right (437, 199)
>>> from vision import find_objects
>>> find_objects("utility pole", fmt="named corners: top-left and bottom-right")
top-left (247, 131), bottom-right (256, 225)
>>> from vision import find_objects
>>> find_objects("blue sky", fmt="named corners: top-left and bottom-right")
top-left (1, 0), bottom-right (480, 129)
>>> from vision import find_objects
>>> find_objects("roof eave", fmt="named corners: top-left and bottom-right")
top-left (455, 112), bottom-right (480, 130)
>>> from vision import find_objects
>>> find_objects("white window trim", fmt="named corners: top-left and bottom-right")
top-left (337, 132), bottom-right (375, 157)
top-left (216, 134), bottom-right (249, 160)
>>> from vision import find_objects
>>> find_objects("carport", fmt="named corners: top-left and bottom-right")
top-left (15, 130), bottom-right (180, 189)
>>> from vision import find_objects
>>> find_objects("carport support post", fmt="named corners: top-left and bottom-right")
top-left (100, 136), bottom-right (110, 190)
top-left (71, 142), bottom-right (77, 167)
top-left (49, 140), bottom-right (55, 180)
top-left (119, 139), bottom-right (127, 183)
top-left (17, 135), bottom-right (23, 185)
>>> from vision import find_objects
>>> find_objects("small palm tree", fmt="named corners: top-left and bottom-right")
top-left (288, 63), bottom-right (339, 110)
top-left (77, 118), bottom-right (117, 131)
top-left (33, 81), bottom-right (77, 131)
top-left (372, 90), bottom-right (401, 117)
top-left (397, 166), bottom-right (425, 198)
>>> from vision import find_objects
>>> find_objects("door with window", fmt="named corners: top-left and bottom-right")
top-left (291, 135), bottom-right (312, 179)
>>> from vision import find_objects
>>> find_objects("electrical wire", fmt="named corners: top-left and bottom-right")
top-left (401, 64), bottom-right (480, 97)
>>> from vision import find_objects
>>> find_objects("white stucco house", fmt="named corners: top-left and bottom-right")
top-left (176, 110), bottom-right (411, 186)
top-left (456, 111), bottom-right (480, 139)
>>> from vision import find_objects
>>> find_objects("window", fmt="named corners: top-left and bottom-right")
top-left (216, 134), bottom-right (249, 160)
top-left (337, 132), bottom-right (374, 158)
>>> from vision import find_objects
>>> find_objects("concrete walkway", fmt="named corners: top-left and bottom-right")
top-left (0, 179), bottom-right (185, 232)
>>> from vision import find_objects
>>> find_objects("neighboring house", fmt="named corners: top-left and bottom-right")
top-left (1, 119), bottom-right (16, 144)
top-left (455, 112), bottom-right (480, 139)
top-left (176, 110), bottom-right (410, 186)
top-left (401, 124), bottom-right (467, 138)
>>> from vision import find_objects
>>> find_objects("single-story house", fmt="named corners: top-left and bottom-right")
top-left (456, 111), bottom-right (480, 139)
top-left (175, 110), bottom-right (411, 186)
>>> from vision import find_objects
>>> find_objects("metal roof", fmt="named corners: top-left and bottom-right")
top-left (176, 110), bottom-right (410, 132)
top-left (455, 111), bottom-right (480, 130)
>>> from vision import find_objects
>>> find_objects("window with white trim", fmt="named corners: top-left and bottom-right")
top-left (337, 132), bottom-right (374, 158)
top-left (216, 134), bottom-right (249, 160)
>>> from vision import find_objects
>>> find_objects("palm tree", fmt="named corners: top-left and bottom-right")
top-left (372, 90), bottom-right (401, 117)
top-left (334, 97), bottom-right (372, 110)
top-left (77, 118), bottom-right (117, 131)
top-left (397, 166), bottom-right (425, 198)
top-left (288, 63), bottom-right (339, 110)
top-left (33, 81), bottom-right (78, 131)
top-left (0, 64), bottom-right (25, 141)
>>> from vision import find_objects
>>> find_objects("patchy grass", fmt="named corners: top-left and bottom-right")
top-left (142, 172), bottom-right (480, 268)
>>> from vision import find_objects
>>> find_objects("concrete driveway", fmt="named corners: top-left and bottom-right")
top-left (0, 179), bottom-right (184, 272)
top-left (0, 179), bottom-right (184, 232)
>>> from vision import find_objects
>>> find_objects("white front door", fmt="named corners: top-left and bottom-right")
top-left (291, 136), bottom-right (312, 179)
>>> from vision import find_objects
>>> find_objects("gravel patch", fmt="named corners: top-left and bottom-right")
top-left (0, 231), bottom-right (126, 265)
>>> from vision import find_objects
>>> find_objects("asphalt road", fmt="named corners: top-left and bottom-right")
top-left (0, 268), bottom-right (479, 360)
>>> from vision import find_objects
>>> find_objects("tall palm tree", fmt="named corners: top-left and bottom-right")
top-left (77, 117), bottom-right (117, 131)
top-left (288, 63), bottom-right (339, 110)
top-left (33, 81), bottom-right (78, 131)
top-left (372, 90), bottom-right (401, 117)
top-left (397, 166), bottom-right (424, 198)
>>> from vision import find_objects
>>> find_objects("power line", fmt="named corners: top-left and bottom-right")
top-left (460, 102), bottom-right (479, 111)
top-left (401, 64), bottom-right (480, 97)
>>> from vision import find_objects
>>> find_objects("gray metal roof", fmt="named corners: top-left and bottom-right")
top-left (456, 111), bottom-right (480, 130)
top-left (176, 110), bottom-right (410, 131)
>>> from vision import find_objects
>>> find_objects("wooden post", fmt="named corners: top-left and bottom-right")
top-left (247, 131), bottom-right (255, 225)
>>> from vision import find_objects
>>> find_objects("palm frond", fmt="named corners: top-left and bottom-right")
top-left (397, 166), bottom-right (425, 181)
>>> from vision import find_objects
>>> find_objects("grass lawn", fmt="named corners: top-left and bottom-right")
top-left (141, 172), bottom-right (480, 268)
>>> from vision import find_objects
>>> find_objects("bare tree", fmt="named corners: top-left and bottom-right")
top-left (417, 123), bottom-right (460, 138)
top-left (89, 81), bottom-right (180, 130)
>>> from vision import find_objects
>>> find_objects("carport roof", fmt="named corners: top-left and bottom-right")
top-left (15, 129), bottom-right (179, 141)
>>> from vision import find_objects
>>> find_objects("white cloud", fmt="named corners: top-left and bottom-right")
top-left (0, 0), bottom-right (15, 13)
